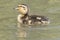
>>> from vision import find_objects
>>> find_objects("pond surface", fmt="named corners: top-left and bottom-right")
top-left (0, 0), bottom-right (60, 40)
top-left (0, 19), bottom-right (60, 40)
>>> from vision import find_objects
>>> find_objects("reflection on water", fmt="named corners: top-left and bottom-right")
top-left (0, 18), bottom-right (60, 40)
top-left (16, 23), bottom-right (29, 40)
top-left (17, 23), bottom-right (27, 38)
top-left (16, 22), bottom-right (60, 40)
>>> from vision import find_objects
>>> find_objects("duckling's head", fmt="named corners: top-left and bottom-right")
top-left (16, 4), bottom-right (29, 14)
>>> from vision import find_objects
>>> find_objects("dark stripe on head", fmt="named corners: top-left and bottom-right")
top-left (22, 4), bottom-right (28, 6)
top-left (21, 4), bottom-right (29, 14)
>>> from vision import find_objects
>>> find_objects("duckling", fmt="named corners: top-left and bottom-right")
top-left (15, 4), bottom-right (50, 25)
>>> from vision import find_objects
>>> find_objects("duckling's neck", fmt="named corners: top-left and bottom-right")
top-left (22, 13), bottom-right (28, 18)
top-left (17, 13), bottom-right (28, 23)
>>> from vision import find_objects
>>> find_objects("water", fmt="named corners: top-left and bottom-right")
top-left (0, 0), bottom-right (60, 40)
top-left (16, 24), bottom-right (60, 40)
top-left (0, 18), bottom-right (60, 40)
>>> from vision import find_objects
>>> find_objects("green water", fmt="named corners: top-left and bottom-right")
top-left (0, 0), bottom-right (60, 40)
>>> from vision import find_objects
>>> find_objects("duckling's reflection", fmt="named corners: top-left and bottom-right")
top-left (16, 22), bottom-right (32, 40)
top-left (17, 22), bottom-right (27, 38)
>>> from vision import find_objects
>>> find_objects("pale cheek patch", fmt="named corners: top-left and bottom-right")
top-left (36, 17), bottom-right (41, 20)
top-left (18, 7), bottom-right (27, 14)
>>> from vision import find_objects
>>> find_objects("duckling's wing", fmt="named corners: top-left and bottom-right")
top-left (29, 15), bottom-right (50, 25)
top-left (29, 15), bottom-right (48, 21)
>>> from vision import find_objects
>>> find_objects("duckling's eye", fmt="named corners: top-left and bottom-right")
top-left (22, 7), bottom-right (25, 8)
top-left (22, 7), bottom-right (26, 10)
top-left (23, 8), bottom-right (26, 10)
